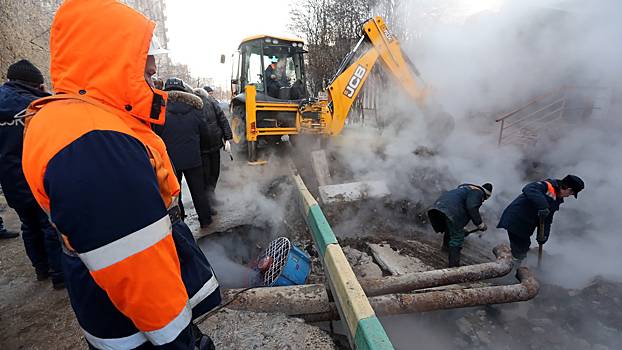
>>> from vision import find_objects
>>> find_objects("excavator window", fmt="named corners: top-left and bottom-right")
top-left (247, 52), bottom-right (264, 92)
top-left (236, 38), bottom-right (307, 100)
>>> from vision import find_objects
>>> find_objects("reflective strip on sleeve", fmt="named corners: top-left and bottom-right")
top-left (82, 329), bottom-right (147, 350)
top-left (79, 215), bottom-right (172, 271)
top-left (81, 303), bottom-right (192, 349)
top-left (189, 274), bottom-right (220, 308)
top-left (144, 303), bottom-right (192, 345)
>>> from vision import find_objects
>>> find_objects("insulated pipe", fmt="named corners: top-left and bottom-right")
top-left (300, 267), bottom-right (539, 322)
top-left (223, 284), bottom-right (333, 315)
top-left (223, 267), bottom-right (539, 320)
top-left (360, 244), bottom-right (513, 297)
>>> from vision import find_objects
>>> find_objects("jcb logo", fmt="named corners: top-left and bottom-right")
top-left (343, 65), bottom-right (367, 98)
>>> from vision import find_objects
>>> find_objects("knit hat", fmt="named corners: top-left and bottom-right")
top-left (561, 175), bottom-right (584, 198)
top-left (7, 59), bottom-right (44, 85)
top-left (481, 183), bottom-right (493, 198)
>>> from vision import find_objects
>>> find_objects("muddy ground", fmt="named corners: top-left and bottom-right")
top-left (1, 147), bottom-right (621, 350)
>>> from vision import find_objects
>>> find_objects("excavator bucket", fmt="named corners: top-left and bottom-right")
top-left (310, 150), bottom-right (390, 204)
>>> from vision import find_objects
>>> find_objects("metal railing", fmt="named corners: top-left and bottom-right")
top-left (495, 87), bottom-right (567, 147)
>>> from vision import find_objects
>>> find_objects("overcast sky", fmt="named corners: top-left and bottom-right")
top-left (163, 0), bottom-right (505, 88)
top-left (165, 0), bottom-right (296, 88)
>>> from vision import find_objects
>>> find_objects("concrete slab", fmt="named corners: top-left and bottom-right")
top-left (367, 242), bottom-right (431, 275)
top-left (311, 150), bottom-right (333, 187)
top-left (192, 207), bottom-right (255, 239)
top-left (319, 180), bottom-right (390, 204)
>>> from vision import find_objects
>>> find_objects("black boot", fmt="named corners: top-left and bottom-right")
top-left (191, 323), bottom-right (215, 350)
top-left (0, 227), bottom-right (19, 239)
top-left (448, 246), bottom-right (461, 268)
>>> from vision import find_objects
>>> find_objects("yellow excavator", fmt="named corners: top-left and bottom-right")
top-left (229, 16), bottom-right (449, 162)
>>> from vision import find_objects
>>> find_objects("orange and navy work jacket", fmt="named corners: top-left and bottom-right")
top-left (22, 1), bottom-right (219, 349)
top-left (497, 179), bottom-right (563, 239)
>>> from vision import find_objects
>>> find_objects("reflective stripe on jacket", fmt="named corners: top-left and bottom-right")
top-left (21, 1), bottom-right (220, 348)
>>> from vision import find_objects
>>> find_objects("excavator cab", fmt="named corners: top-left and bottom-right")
top-left (232, 35), bottom-right (307, 101)
top-left (230, 35), bottom-right (312, 162)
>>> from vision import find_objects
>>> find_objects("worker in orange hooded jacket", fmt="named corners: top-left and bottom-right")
top-left (21, 1), bottom-right (220, 349)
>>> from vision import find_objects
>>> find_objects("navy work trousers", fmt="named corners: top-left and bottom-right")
top-left (15, 205), bottom-right (63, 281)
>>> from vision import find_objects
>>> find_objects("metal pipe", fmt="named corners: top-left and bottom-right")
top-left (223, 267), bottom-right (538, 321)
top-left (223, 284), bottom-right (332, 315)
top-left (360, 244), bottom-right (512, 297)
top-left (299, 267), bottom-right (539, 322)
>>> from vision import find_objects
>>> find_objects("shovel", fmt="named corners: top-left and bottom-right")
top-left (537, 217), bottom-right (545, 268)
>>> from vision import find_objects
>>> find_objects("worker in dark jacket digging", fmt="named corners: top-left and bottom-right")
top-left (428, 183), bottom-right (493, 267)
top-left (155, 77), bottom-right (213, 227)
top-left (195, 86), bottom-right (233, 209)
top-left (497, 175), bottom-right (584, 267)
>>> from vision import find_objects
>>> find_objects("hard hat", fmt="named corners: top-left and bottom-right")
top-left (148, 33), bottom-right (168, 55)
top-left (270, 56), bottom-right (279, 63)
top-left (164, 77), bottom-right (185, 91)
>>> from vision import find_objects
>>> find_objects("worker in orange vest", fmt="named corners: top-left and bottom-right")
top-left (22, 1), bottom-right (220, 348)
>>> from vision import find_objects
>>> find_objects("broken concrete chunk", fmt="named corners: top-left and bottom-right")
top-left (367, 242), bottom-right (430, 275)
top-left (343, 246), bottom-right (383, 279)
top-left (319, 180), bottom-right (390, 204)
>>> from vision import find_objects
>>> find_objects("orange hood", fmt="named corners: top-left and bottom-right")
top-left (49, 0), bottom-right (167, 124)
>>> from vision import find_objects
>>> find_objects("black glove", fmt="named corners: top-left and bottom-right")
top-left (537, 208), bottom-right (550, 220)
top-left (536, 234), bottom-right (548, 245)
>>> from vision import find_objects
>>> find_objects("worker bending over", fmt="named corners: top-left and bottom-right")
top-left (497, 175), bottom-right (584, 267)
top-left (428, 183), bottom-right (493, 267)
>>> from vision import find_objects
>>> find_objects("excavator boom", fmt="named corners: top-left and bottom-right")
top-left (325, 16), bottom-right (428, 135)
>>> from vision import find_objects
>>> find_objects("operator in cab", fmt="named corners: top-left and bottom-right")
top-left (265, 56), bottom-right (285, 98)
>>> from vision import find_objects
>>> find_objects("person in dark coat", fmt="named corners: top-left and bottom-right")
top-left (155, 77), bottom-right (213, 227)
top-left (265, 56), bottom-right (282, 98)
top-left (195, 87), bottom-right (233, 209)
top-left (428, 183), bottom-right (493, 267)
top-left (497, 175), bottom-right (584, 266)
top-left (0, 59), bottom-right (64, 288)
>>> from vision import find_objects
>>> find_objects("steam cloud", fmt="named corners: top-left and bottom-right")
top-left (332, 0), bottom-right (622, 288)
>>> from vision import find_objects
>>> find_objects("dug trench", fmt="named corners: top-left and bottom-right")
top-left (1, 151), bottom-right (621, 349)
top-left (194, 147), bottom-right (622, 350)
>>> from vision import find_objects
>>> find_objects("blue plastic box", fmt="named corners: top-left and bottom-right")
top-left (270, 244), bottom-right (311, 286)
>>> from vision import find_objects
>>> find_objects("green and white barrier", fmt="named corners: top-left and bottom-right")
top-left (292, 175), bottom-right (394, 350)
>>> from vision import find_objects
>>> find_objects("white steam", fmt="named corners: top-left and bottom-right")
top-left (331, 0), bottom-right (622, 287)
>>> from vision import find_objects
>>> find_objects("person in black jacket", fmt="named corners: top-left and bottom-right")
top-left (196, 86), bottom-right (233, 208)
top-left (497, 175), bottom-right (584, 267)
top-left (428, 183), bottom-right (493, 267)
top-left (0, 59), bottom-right (64, 288)
top-left (155, 78), bottom-right (213, 227)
